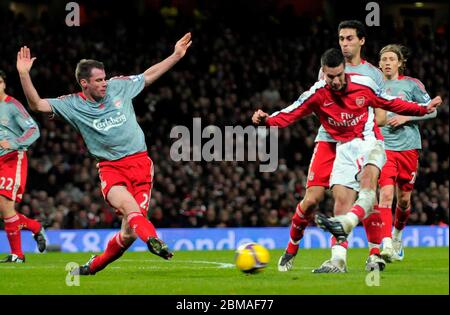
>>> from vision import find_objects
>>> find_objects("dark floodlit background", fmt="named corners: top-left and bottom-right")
top-left (0, 0), bottom-right (448, 230)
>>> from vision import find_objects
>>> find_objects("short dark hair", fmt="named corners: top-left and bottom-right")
top-left (0, 70), bottom-right (6, 82)
top-left (75, 59), bottom-right (104, 86)
top-left (338, 20), bottom-right (367, 39)
top-left (321, 48), bottom-right (345, 68)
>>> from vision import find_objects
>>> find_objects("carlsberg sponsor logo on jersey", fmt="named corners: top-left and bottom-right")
top-left (93, 112), bottom-right (127, 131)
top-left (328, 112), bottom-right (366, 127)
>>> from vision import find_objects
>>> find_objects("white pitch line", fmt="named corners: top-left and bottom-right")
top-left (119, 259), bottom-right (235, 268)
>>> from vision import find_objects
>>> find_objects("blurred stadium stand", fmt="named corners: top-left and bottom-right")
top-left (0, 0), bottom-right (448, 229)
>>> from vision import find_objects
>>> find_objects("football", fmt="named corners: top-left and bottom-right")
top-left (235, 243), bottom-right (270, 273)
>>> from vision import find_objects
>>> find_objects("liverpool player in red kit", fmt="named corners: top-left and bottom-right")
top-left (252, 49), bottom-right (441, 271)
top-left (0, 70), bottom-right (47, 263)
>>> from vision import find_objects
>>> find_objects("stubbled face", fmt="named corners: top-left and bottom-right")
top-left (339, 28), bottom-right (364, 62)
top-left (0, 77), bottom-right (5, 96)
top-left (323, 63), bottom-right (346, 91)
top-left (379, 51), bottom-right (401, 79)
top-left (80, 68), bottom-right (107, 102)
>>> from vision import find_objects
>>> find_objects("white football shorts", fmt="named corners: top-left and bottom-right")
top-left (330, 137), bottom-right (386, 192)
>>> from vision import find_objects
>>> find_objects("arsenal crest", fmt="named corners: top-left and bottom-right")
top-left (355, 96), bottom-right (365, 106)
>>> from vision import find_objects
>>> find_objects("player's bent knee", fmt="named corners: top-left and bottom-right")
top-left (115, 199), bottom-right (140, 215)
top-left (379, 193), bottom-right (394, 207)
top-left (121, 232), bottom-right (137, 245)
top-left (397, 190), bottom-right (412, 210)
top-left (397, 198), bottom-right (411, 210)
top-left (334, 196), bottom-right (354, 213)
top-left (360, 165), bottom-right (381, 189)
top-left (301, 196), bottom-right (320, 212)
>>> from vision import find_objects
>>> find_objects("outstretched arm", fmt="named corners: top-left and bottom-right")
top-left (387, 110), bottom-right (437, 127)
top-left (372, 92), bottom-right (441, 117)
top-left (252, 94), bottom-right (317, 128)
top-left (16, 46), bottom-right (52, 113)
top-left (143, 32), bottom-right (192, 87)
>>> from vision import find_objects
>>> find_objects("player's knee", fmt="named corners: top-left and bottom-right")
top-left (0, 200), bottom-right (15, 216)
top-left (333, 202), bottom-right (348, 216)
top-left (360, 165), bottom-right (380, 189)
top-left (397, 197), bottom-right (411, 210)
top-left (115, 199), bottom-right (139, 215)
top-left (301, 196), bottom-right (320, 213)
top-left (379, 190), bottom-right (394, 207)
top-left (121, 232), bottom-right (137, 245)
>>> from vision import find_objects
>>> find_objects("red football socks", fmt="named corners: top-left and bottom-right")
top-left (127, 212), bottom-right (157, 242)
top-left (394, 206), bottom-right (411, 231)
top-left (3, 214), bottom-right (24, 258)
top-left (331, 236), bottom-right (348, 249)
top-left (286, 205), bottom-right (310, 255)
top-left (350, 204), bottom-right (366, 221)
top-left (18, 213), bottom-right (41, 234)
top-left (90, 232), bottom-right (132, 273)
top-left (363, 207), bottom-right (383, 255)
top-left (378, 206), bottom-right (393, 238)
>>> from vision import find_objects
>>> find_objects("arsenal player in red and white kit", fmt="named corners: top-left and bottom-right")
top-left (253, 48), bottom-right (441, 271)
top-left (278, 20), bottom-right (388, 274)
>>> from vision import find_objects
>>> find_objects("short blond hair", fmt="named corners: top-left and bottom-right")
top-left (379, 44), bottom-right (409, 75)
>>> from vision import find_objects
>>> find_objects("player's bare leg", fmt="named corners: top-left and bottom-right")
top-left (316, 164), bottom-right (386, 271)
top-left (379, 184), bottom-right (395, 262)
top-left (315, 166), bottom-right (379, 246)
top-left (312, 186), bottom-right (354, 273)
top-left (317, 165), bottom-right (379, 236)
top-left (107, 186), bottom-right (173, 259)
top-left (278, 186), bottom-right (324, 272)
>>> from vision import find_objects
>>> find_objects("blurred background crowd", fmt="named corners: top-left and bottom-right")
top-left (0, 0), bottom-right (448, 230)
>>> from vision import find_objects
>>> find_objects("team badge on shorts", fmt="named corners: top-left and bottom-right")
top-left (308, 171), bottom-right (315, 181)
top-left (355, 96), bottom-right (365, 106)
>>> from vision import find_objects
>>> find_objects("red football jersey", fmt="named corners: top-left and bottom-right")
top-left (266, 74), bottom-right (428, 142)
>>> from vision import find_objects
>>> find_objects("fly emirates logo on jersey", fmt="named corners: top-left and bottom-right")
top-left (328, 112), bottom-right (367, 127)
top-left (93, 112), bottom-right (127, 131)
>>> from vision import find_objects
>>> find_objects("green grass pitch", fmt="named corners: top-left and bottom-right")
top-left (0, 247), bottom-right (447, 295)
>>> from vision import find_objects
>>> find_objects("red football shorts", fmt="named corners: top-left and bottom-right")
top-left (0, 151), bottom-right (28, 203)
top-left (98, 151), bottom-right (154, 217)
top-left (378, 149), bottom-right (419, 192)
top-left (306, 141), bottom-right (337, 188)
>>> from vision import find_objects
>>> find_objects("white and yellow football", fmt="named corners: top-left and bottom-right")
top-left (235, 242), bottom-right (270, 273)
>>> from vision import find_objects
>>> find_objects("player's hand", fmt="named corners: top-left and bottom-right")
top-left (252, 109), bottom-right (269, 125)
top-left (17, 46), bottom-right (36, 75)
top-left (387, 115), bottom-right (410, 127)
top-left (0, 140), bottom-right (11, 150)
top-left (426, 96), bottom-right (442, 113)
top-left (173, 32), bottom-right (192, 59)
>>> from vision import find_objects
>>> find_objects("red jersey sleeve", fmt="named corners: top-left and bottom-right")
top-left (266, 81), bottom-right (325, 128)
top-left (370, 89), bottom-right (428, 116)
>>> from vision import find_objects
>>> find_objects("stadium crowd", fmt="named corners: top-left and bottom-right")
top-left (0, 4), bottom-right (448, 230)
